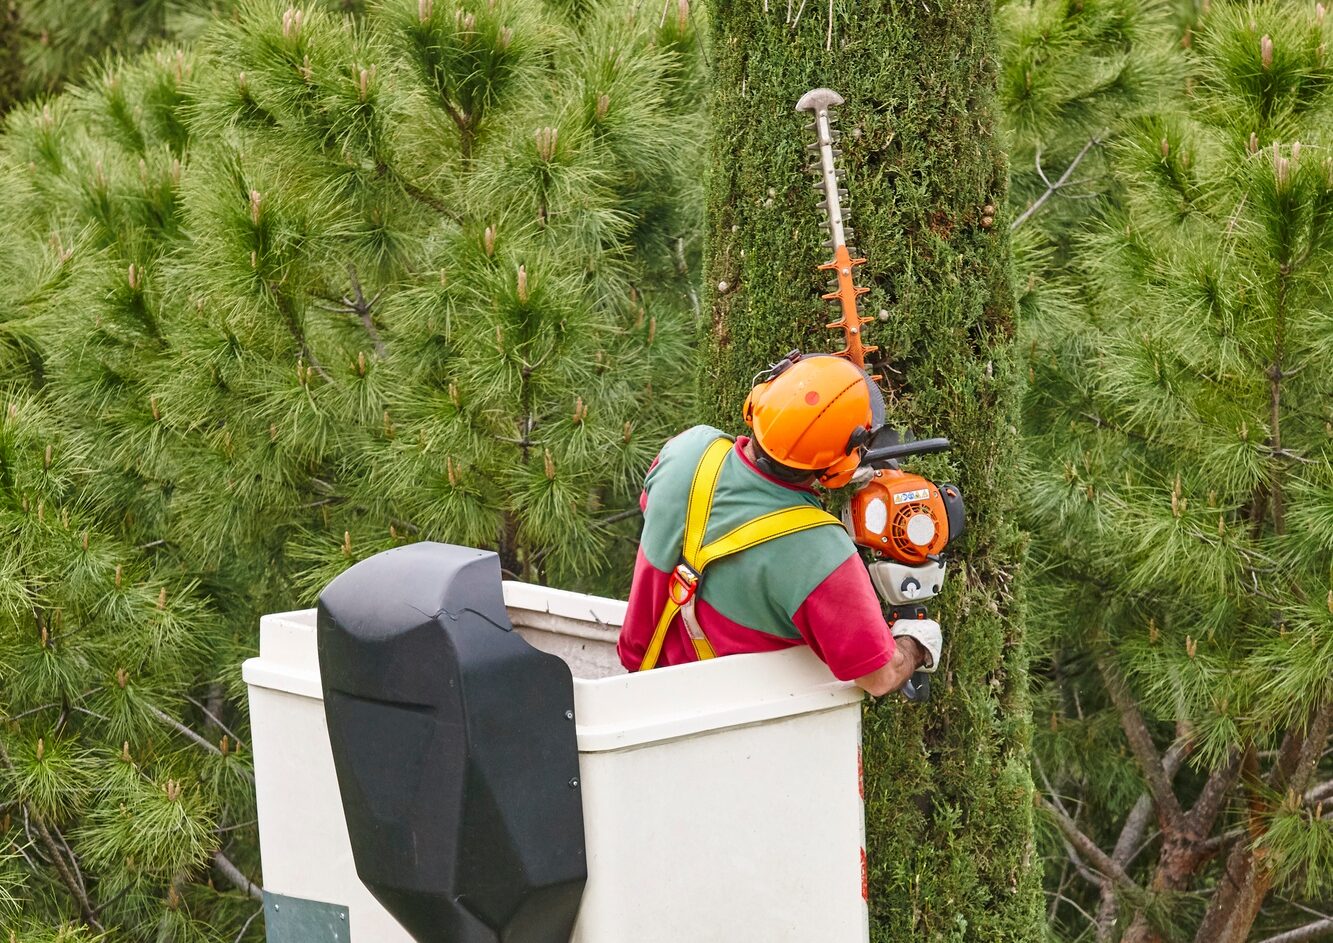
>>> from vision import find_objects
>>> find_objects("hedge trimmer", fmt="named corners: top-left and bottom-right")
top-left (796, 88), bottom-right (966, 702)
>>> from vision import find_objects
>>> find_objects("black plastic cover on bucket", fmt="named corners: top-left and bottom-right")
top-left (317, 542), bottom-right (586, 943)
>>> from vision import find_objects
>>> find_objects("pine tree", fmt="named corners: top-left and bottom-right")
top-left (1001, 0), bottom-right (1178, 243)
top-left (700, 0), bottom-right (1044, 939)
top-left (0, 1), bottom-right (370, 111)
top-left (2, 1), bottom-right (227, 108)
top-left (1023, 3), bottom-right (1333, 941)
top-left (0, 397), bottom-right (255, 941)
top-left (1, 0), bottom-right (702, 937)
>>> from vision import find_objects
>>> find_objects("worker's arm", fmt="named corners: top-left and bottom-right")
top-left (855, 635), bottom-right (927, 697)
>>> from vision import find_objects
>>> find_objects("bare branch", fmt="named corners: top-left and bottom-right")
top-left (1187, 749), bottom-right (1243, 833)
top-left (234, 905), bottom-right (264, 943)
top-left (184, 694), bottom-right (245, 748)
top-left (148, 705), bottom-right (255, 784)
top-left (1289, 701), bottom-right (1333, 796)
top-left (1095, 741), bottom-right (1190, 941)
top-left (1199, 827), bottom-right (1246, 855)
top-left (1035, 793), bottom-right (1145, 897)
top-left (598, 507), bottom-right (643, 526)
top-left (1011, 133), bottom-right (1105, 232)
top-left (149, 704), bottom-right (222, 755)
top-left (1099, 658), bottom-right (1185, 826)
top-left (345, 265), bottom-right (387, 358)
top-left (1254, 918), bottom-right (1333, 943)
top-left (213, 850), bottom-right (263, 902)
top-left (1304, 779), bottom-right (1333, 806)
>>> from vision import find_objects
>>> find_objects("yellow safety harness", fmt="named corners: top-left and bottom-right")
top-left (638, 437), bottom-right (843, 671)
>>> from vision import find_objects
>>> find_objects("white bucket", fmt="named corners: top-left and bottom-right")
top-left (243, 582), bottom-right (868, 943)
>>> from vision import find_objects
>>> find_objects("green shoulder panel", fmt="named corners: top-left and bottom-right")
top-left (639, 424), bottom-right (732, 571)
top-left (639, 424), bottom-right (857, 639)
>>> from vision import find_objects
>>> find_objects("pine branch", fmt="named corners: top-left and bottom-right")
top-left (1096, 742), bottom-right (1190, 941)
top-left (398, 177), bottom-right (463, 223)
top-left (148, 704), bottom-right (255, 783)
top-left (212, 850), bottom-right (263, 902)
top-left (273, 293), bottom-right (331, 382)
top-left (1099, 658), bottom-right (1185, 827)
top-left (1254, 919), bottom-right (1333, 943)
top-left (0, 741), bottom-right (103, 931)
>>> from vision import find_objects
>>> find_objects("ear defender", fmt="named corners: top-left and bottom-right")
top-left (818, 451), bottom-right (862, 489)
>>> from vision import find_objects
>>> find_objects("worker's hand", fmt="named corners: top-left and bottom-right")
top-left (890, 618), bottom-right (942, 673)
top-left (855, 634), bottom-right (929, 697)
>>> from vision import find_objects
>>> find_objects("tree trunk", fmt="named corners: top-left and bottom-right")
top-left (700, 0), bottom-right (1042, 938)
top-left (1194, 704), bottom-right (1333, 943)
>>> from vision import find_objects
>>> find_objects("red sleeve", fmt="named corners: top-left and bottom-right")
top-left (792, 556), bottom-right (894, 681)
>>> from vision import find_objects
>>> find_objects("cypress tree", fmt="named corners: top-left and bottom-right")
top-left (0, 1), bottom-right (20, 114)
top-left (1023, 4), bottom-right (1333, 941)
top-left (700, 0), bottom-right (1043, 939)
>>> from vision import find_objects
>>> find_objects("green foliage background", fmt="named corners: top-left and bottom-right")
top-left (0, 0), bottom-right (702, 937)
top-left (1006, 0), bottom-right (1333, 940)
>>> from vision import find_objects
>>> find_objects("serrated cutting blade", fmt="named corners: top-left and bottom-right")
top-left (796, 87), bottom-right (878, 371)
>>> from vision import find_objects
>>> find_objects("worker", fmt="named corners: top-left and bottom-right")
top-left (618, 352), bottom-right (942, 696)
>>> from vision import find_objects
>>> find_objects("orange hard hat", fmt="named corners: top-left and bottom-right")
top-left (743, 352), bottom-right (883, 488)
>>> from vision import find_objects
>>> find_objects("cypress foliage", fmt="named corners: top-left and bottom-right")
top-left (700, 0), bottom-right (1043, 939)
top-left (0, 0), bottom-right (702, 936)
top-left (0, 1), bottom-right (20, 114)
top-left (1023, 3), bottom-right (1333, 941)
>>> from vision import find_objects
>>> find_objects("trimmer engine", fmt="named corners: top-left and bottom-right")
top-left (842, 434), bottom-right (965, 700)
top-left (847, 463), bottom-right (963, 607)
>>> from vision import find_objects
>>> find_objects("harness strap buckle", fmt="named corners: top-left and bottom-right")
top-left (668, 561), bottom-right (701, 606)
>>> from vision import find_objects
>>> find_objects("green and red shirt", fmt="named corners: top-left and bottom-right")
top-left (618, 425), bottom-right (895, 680)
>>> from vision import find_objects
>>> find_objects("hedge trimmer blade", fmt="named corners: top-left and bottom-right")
top-left (795, 87), bottom-right (876, 372)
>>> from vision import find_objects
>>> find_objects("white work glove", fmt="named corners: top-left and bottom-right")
top-left (891, 618), bottom-right (942, 673)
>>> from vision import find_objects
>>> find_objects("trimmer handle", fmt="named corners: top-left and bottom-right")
top-left (861, 437), bottom-right (951, 468)
top-left (902, 671), bottom-right (930, 702)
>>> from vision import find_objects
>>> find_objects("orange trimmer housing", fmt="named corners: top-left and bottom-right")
top-left (848, 467), bottom-right (961, 565)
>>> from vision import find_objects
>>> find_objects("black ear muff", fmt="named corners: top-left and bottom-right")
top-left (845, 426), bottom-right (871, 455)
top-left (863, 371), bottom-right (886, 429)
